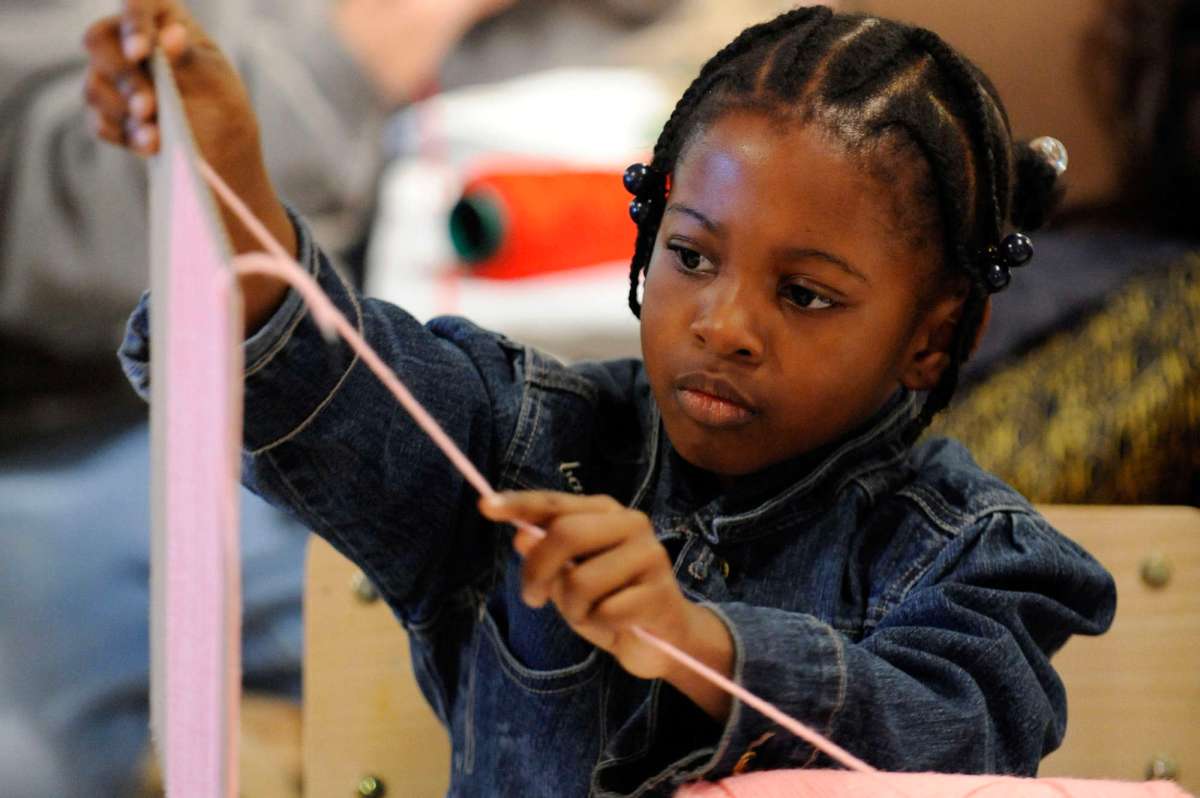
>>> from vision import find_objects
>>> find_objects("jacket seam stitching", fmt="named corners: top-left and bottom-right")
top-left (243, 296), bottom-right (309, 378)
top-left (896, 486), bottom-right (962, 537)
top-left (260, 450), bottom-right (338, 547)
top-left (499, 345), bottom-right (540, 487)
top-left (244, 209), bottom-right (323, 377)
top-left (247, 351), bottom-right (359, 456)
top-left (629, 414), bottom-right (661, 510)
top-left (479, 611), bottom-right (604, 692)
top-left (821, 623), bottom-right (849, 750)
top-left (714, 393), bottom-right (917, 530)
top-left (247, 265), bottom-right (364, 455)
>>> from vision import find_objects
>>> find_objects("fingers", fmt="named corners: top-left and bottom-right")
top-left (89, 81), bottom-right (157, 154)
top-left (480, 488), bottom-right (687, 680)
top-left (479, 490), bottom-right (621, 527)
top-left (87, 108), bottom-right (125, 147)
top-left (547, 537), bottom-right (666, 626)
top-left (160, 21), bottom-right (192, 64)
top-left (520, 509), bottom-right (634, 606)
top-left (83, 14), bottom-right (160, 154)
top-left (510, 523), bottom-right (542, 558)
top-left (84, 67), bottom-right (128, 124)
top-left (84, 2), bottom-right (194, 157)
top-left (584, 583), bottom-right (667, 663)
top-left (119, 0), bottom-right (182, 61)
top-left (83, 16), bottom-right (131, 78)
top-left (478, 489), bottom-right (666, 627)
top-left (591, 582), bottom-right (661, 631)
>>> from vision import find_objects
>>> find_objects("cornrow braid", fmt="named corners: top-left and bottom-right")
top-left (627, 5), bottom-right (835, 316)
top-left (901, 29), bottom-right (1011, 440)
top-left (626, 6), bottom-right (1063, 434)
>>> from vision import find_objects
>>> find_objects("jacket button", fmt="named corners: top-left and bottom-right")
top-left (350, 570), bottom-right (380, 604)
top-left (1140, 553), bottom-right (1172, 588)
top-left (1146, 753), bottom-right (1179, 781)
top-left (357, 774), bottom-right (386, 796)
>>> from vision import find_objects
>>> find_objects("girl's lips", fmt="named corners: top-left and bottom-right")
top-left (673, 374), bottom-right (758, 428)
top-left (676, 387), bottom-right (756, 427)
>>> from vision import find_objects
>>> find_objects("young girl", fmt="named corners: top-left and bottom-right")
top-left (87, 3), bottom-right (1115, 795)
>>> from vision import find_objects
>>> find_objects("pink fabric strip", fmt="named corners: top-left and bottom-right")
top-left (676, 769), bottom-right (1194, 797)
top-left (152, 136), bottom-right (241, 794)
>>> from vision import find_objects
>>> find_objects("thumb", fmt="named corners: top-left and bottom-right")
top-left (120, 0), bottom-right (194, 63)
top-left (159, 21), bottom-right (193, 65)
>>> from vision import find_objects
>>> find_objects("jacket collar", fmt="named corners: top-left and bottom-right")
top-left (643, 389), bottom-right (919, 545)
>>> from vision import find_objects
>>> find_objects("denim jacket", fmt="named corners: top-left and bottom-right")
top-left (119, 214), bottom-right (1116, 797)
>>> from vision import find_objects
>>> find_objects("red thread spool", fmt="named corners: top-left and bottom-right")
top-left (449, 169), bottom-right (636, 280)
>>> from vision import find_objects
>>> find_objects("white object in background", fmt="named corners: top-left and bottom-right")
top-left (381, 67), bottom-right (670, 165)
top-left (366, 67), bottom-right (668, 361)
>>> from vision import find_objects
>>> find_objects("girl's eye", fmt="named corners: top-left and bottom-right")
top-left (784, 283), bottom-right (836, 310)
top-left (668, 244), bottom-right (711, 273)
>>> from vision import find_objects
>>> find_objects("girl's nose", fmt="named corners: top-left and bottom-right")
top-left (689, 281), bottom-right (764, 363)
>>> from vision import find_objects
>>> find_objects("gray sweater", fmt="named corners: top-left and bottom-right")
top-left (0, 0), bottom-right (385, 361)
top-left (0, 0), bottom-right (679, 443)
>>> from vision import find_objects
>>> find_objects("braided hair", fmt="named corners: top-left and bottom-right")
top-left (625, 6), bottom-right (1063, 440)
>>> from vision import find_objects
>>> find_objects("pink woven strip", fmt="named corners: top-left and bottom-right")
top-left (675, 769), bottom-right (1194, 797)
top-left (155, 147), bottom-right (241, 797)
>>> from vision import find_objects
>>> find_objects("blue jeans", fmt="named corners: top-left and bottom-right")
top-left (0, 421), bottom-right (307, 797)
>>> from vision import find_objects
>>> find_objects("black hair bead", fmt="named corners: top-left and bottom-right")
top-left (1000, 233), bottom-right (1033, 266)
top-left (984, 262), bottom-right (1011, 292)
top-left (629, 198), bottom-right (653, 224)
top-left (624, 163), bottom-right (651, 195)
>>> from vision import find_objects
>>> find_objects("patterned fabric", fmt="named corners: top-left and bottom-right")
top-left (933, 253), bottom-right (1200, 505)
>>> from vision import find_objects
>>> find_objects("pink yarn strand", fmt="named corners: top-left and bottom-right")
top-left (199, 160), bottom-right (495, 503)
top-left (198, 158), bottom-right (911, 793)
top-left (630, 628), bottom-right (879, 775)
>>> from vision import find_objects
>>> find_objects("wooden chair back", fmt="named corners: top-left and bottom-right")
top-left (303, 506), bottom-right (1200, 796)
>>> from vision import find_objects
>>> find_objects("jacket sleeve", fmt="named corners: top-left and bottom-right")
top-left (118, 211), bottom-right (527, 626)
top-left (683, 510), bottom-right (1116, 781)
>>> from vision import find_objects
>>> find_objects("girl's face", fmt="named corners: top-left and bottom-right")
top-left (640, 109), bottom-right (963, 477)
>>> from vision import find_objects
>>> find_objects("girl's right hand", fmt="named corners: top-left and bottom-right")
top-left (83, 0), bottom-right (298, 331)
top-left (82, 0), bottom-right (256, 167)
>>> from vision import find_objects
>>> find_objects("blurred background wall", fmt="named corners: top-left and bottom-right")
top-left (846, 0), bottom-right (1119, 207)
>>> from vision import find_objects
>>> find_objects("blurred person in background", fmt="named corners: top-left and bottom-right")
top-left (1061, 0), bottom-right (1198, 242)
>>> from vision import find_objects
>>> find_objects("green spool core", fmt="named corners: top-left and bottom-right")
top-left (449, 193), bottom-right (505, 263)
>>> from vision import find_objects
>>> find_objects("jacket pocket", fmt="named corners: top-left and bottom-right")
top-left (478, 605), bottom-right (603, 693)
top-left (461, 607), bottom-right (604, 795)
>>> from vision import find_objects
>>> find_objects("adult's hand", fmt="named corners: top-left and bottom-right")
top-left (333, 0), bottom-right (516, 104)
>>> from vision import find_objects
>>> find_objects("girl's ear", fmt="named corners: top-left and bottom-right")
top-left (899, 287), bottom-right (982, 392)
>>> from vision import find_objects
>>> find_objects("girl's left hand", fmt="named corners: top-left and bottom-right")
top-left (478, 490), bottom-right (702, 682)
